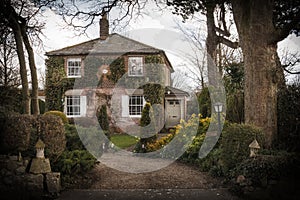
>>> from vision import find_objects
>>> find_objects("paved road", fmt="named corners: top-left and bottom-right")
top-left (58, 188), bottom-right (241, 200)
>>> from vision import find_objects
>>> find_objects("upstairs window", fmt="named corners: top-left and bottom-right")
top-left (67, 58), bottom-right (81, 77)
top-left (128, 57), bottom-right (143, 76)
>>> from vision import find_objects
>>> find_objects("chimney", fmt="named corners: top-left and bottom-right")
top-left (100, 13), bottom-right (109, 40)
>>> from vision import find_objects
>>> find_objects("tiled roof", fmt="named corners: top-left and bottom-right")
top-left (165, 86), bottom-right (189, 96)
top-left (46, 33), bottom-right (162, 56)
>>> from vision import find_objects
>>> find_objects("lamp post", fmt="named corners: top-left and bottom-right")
top-left (214, 102), bottom-right (223, 135)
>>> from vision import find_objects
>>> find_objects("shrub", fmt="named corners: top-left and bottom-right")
top-left (277, 84), bottom-right (300, 151)
top-left (73, 117), bottom-right (98, 127)
top-left (38, 115), bottom-right (66, 161)
top-left (231, 152), bottom-right (298, 188)
top-left (146, 133), bottom-right (175, 152)
top-left (96, 105), bottom-right (110, 146)
top-left (178, 116), bottom-right (210, 161)
top-left (52, 150), bottom-right (96, 175)
top-left (135, 102), bottom-right (157, 153)
top-left (0, 114), bottom-right (66, 161)
top-left (64, 124), bottom-right (85, 151)
top-left (0, 114), bottom-right (35, 154)
top-left (220, 123), bottom-right (264, 173)
top-left (197, 87), bottom-right (211, 118)
top-left (44, 110), bottom-right (69, 124)
top-left (75, 126), bottom-right (106, 158)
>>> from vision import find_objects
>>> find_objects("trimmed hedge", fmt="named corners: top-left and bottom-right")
top-left (219, 123), bottom-right (264, 173)
top-left (44, 110), bottom-right (69, 124)
top-left (0, 114), bottom-right (66, 161)
top-left (0, 114), bottom-right (35, 153)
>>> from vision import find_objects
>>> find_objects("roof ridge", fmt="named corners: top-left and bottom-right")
top-left (46, 37), bottom-right (100, 55)
top-left (112, 33), bottom-right (162, 51)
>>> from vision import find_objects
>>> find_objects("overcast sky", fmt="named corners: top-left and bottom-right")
top-left (35, 3), bottom-right (300, 88)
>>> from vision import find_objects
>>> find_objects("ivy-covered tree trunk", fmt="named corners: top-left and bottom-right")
top-left (231, 0), bottom-right (285, 147)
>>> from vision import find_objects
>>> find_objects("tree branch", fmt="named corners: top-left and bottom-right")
top-left (217, 36), bottom-right (239, 49)
top-left (272, 11), bottom-right (300, 43)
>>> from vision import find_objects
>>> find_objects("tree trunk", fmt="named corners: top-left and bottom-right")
top-left (206, 4), bottom-right (219, 87)
top-left (11, 22), bottom-right (30, 114)
top-left (20, 22), bottom-right (40, 115)
top-left (231, 0), bottom-right (284, 147)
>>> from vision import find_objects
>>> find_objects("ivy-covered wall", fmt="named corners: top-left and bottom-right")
top-left (45, 54), bottom-right (168, 112)
top-left (143, 55), bottom-right (165, 105)
top-left (45, 57), bottom-right (74, 111)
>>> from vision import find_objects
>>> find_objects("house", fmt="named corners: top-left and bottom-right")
top-left (45, 14), bottom-right (188, 131)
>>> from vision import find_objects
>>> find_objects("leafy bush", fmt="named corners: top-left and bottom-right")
top-left (220, 123), bottom-right (264, 173)
top-left (231, 152), bottom-right (298, 187)
top-left (197, 87), bottom-right (211, 118)
top-left (97, 105), bottom-right (110, 147)
top-left (0, 86), bottom-right (22, 115)
top-left (44, 110), bottom-right (69, 124)
top-left (135, 102), bottom-right (157, 153)
top-left (38, 115), bottom-right (66, 161)
top-left (64, 124), bottom-right (85, 151)
top-left (146, 133), bottom-right (175, 152)
top-left (277, 84), bottom-right (300, 151)
top-left (52, 150), bottom-right (96, 175)
top-left (0, 114), bottom-right (66, 161)
top-left (0, 114), bottom-right (35, 154)
top-left (179, 116), bottom-right (210, 161)
top-left (73, 117), bottom-right (98, 127)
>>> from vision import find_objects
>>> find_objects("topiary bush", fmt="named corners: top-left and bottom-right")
top-left (135, 102), bottom-right (157, 153)
top-left (0, 114), bottom-right (66, 161)
top-left (38, 115), bottom-right (66, 161)
top-left (219, 123), bottom-right (265, 173)
top-left (96, 105), bottom-right (110, 139)
top-left (44, 110), bottom-right (69, 124)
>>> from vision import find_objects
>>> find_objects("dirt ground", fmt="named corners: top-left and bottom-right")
top-left (71, 158), bottom-right (224, 190)
top-left (90, 161), bottom-right (221, 189)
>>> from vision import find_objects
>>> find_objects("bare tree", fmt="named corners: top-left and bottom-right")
top-left (0, 28), bottom-right (21, 87)
top-left (171, 69), bottom-right (193, 92)
top-left (0, 0), bottom-right (50, 115)
top-left (279, 49), bottom-right (300, 75)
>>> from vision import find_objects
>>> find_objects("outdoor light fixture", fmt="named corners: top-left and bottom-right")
top-left (249, 139), bottom-right (260, 158)
top-left (214, 102), bottom-right (223, 113)
top-left (102, 69), bottom-right (108, 74)
top-left (167, 90), bottom-right (171, 95)
top-left (214, 102), bottom-right (223, 135)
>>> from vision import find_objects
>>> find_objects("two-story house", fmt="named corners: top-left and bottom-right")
top-left (45, 14), bottom-right (188, 131)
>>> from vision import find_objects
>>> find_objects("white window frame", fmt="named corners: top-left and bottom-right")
top-left (65, 95), bottom-right (86, 117)
top-left (128, 57), bottom-right (144, 77)
top-left (129, 95), bottom-right (144, 117)
top-left (67, 58), bottom-right (82, 78)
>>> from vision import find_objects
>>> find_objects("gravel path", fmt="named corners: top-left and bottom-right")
top-left (60, 154), bottom-right (242, 200)
top-left (88, 156), bottom-right (222, 189)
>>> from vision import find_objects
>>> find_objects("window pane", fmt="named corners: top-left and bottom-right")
top-left (66, 96), bottom-right (81, 116)
top-left (129, 95), bottom-right (143, 116)
top-left (67, 58), bottom-right (81, 77)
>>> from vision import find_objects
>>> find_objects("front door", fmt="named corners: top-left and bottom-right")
top-left (165, 99), bottom-right (181, 128)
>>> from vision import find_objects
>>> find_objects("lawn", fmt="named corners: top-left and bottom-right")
top-left (110, 134), bottom-right (139, 149)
